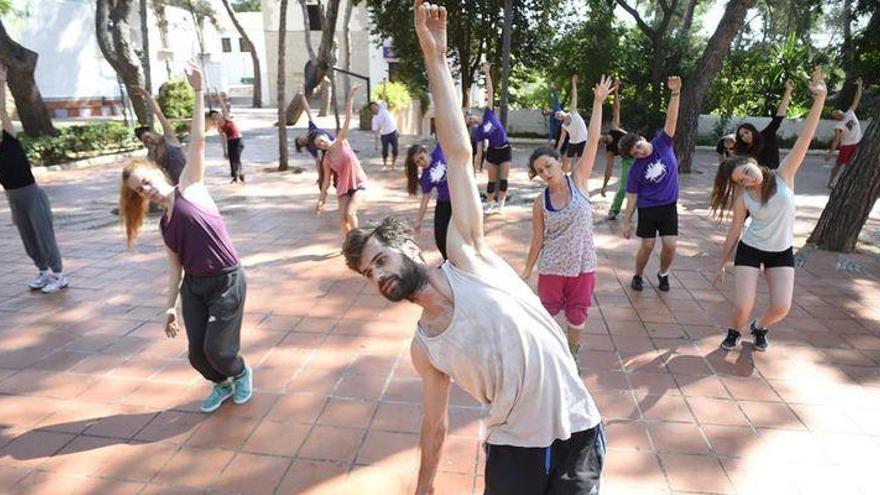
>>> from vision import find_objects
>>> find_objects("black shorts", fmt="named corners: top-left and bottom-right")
top-left (486, 144), bottom-right (512, 165)
top-left (380, 131), bottom-right (399, 158)
top-left (485, 424), bottom-right (606, 495)
top-left (566, 141), bottom-right (586, 158)
top-left (734, 241), bottom-right (794, 269)
top-left (342, 185), bottom-right (365, 197)
top-left (636, 202), bottom-right (678, 238)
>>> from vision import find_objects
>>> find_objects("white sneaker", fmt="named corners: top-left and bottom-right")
top-left (29, 271), bottom-right (52, 290)
top-left (484, 203), bottom-right (497, 216)
top-left (41, 274), bottom-right (69, 294)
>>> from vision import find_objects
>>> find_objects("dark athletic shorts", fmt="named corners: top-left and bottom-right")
top-left (734, 241), bottom-right (794, 269)
top-left (486, 144), bottom-right (512, 165)
top-left (636, 202), bottom-right (678, 238)
top-left (566, 141), bottom-right (586, 158)
top-left (484, 424), bottom-right (606, 495)
top-left (342, 185), bottom-right (365, 197)
top-left (380, 131), bottom-right (399, 159)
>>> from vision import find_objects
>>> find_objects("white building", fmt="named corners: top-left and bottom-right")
top-left (6, 0), bottom-right (267, 118)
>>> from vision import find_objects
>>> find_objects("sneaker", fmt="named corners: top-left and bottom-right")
top-left (751, 322), bottom-right (769, 351)
top-left (239, 174), bottom-right (246, 183)
top-left (29, 271), bottom-right (52, 290)
top-left (607, 212), bottom-right (618, 221)
top-left (41, 274), bottom-right (69, 294)
top-left (631, 275), bottom-right (644, 291)
top-left (720, 329), bottom-right (742, 351)
top-left (232, 365), bottom-right (253, 405)
top-left (657, 273), bottom-right (670, 292)
top-left (200, 381), bottom-right (234, 413)
top-left (484, 203), bottom-right (498, 216)
top-left (110, 207), bottom-right (120, 216)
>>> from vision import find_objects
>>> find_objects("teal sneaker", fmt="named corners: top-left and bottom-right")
top-left (200, 381), bottom-right (234, 413)
top-left (232, 365), bottom-right (253, 405)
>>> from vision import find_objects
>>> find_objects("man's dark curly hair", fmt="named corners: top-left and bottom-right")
top-left (342, 216), bottom-right (418, 273)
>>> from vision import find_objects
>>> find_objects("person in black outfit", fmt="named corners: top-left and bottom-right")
top-left (715, 134), bottom-right (735, 164)
top-left (734, 80), bottom-right (793, 170)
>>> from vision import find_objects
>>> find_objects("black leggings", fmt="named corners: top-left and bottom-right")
top-left (180, 265), bottom-right (247, 383)
top-left (434, 200), bottom-right (452, 260)
top-left (227, 138), bottom-right (244, 179)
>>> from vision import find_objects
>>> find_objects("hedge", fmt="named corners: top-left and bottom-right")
top-left (20, 122), bottom-right (141, 167)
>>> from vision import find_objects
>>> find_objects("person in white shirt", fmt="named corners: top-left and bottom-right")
top-left (341, 4), bottom-right (605, 493)
top-left (826, 77), bottom-right (863, 188)
top-left (555, 74), bottom-right (588, 173)
top-left (370, 99), bottom-right (400, 169)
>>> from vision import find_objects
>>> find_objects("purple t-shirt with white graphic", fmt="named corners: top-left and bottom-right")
top-left (420, 145), bottom-right (450, 202)
top-left (626, 131), bottom-right (679, 208)
top-left (472, 108), bottom-right (509, 149)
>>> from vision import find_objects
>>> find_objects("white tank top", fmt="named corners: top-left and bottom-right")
top-left (415, 261), bottom-right (601, 448)
top-left (740, 177), bottom-right (795, 252)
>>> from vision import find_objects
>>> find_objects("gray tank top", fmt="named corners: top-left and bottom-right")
top-left (415, 261), bottom-right (601, 448)
top-left (740, 177), bottom-right (795, 252)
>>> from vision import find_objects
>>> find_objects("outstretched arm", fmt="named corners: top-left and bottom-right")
top-left (337, 84), bottom-right (361, 142)
top-left (0, 65), bottom-right (14, 136)
top-left (416, 1), bottom-right (484, 255)
top-left (412, 341), bottom-right (451, 495)
top-left (776, 79), bottom-right (794, 117)
top-left (612, 83), bottom-right (621, 130)
top-left (299, 87), bottom-right (315, 122)
top-left (134, 86), bottom-right (180, 145)
top-left (483, 63), bottom-right (494, 110)
top-left (713, 193), bottom-right (747, 285)
top-left (214, 89), bottom-right (231, 118)
top-left (573, 75), bottom-right (616, 191)
top-left (569, 74), bottom-right (578, 112)
top-left (180, 63), bottom-right (206, 186)
top-left (849, 77), bottom-right (863, 112)
top-left (522, 198), bottom-right (544, 279)
top-left (664, 76), bottom-right (681, 137)
top-left (780, 67), bottom-right (828, 183)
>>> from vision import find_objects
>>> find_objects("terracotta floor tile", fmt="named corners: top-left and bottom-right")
top-left (659, 453), bottom-right (734, 493)
top-left (275, 459), bottom-right (349, 494)
top-left (152, 446), bottom-right (235, 487)
top-left (686, 397), bottom-right (751, 426)
top-left (355, 430), bottom-right (419, 468)
top-left (0, 430), bottom-right (76, 468)
top-left (602, 450), bottom-right (666, 489)
top-left (605, 421), bottom-right (652, 451)
top-left (97, 441), bottom-right (178, 482)
top-left (317, 398), bottom-right (378, 429)
top-left (647, 422), bottom-right (711, 454)
top-left (701, 425), bottom-right (760, 457)
top-left (637, 394), bottom-right (696, 423)
top-left (299, 425), bottom-right (366, 462)
top-left (739, 401), bottom-right (806, 430)
top-left (371, 401), bottom-right (423, 433)
top-left (720, 376), bottom-right (783, 402)
top-left (242, 419), bottom-right (310, 456)
top-left (212, 452), bottom-right (291, 495)
top-left (334, 373), bottom-right (387, 400)
top-left (133, 410), bottom-right (206, 444)
top-left (266, 393), bottom-right (328, 424)
top-left (186, 414), bottom-right (260, 450)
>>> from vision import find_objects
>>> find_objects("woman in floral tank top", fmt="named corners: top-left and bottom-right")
top-left (523, 75), bottom-right (617, 356)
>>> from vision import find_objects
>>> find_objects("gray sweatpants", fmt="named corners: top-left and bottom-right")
top-left (180, 264), bottom-right (247, 383)
top-left (5, 183), bottom-right (63, 273)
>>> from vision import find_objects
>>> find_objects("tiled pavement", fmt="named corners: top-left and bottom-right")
top-left (2, 109), bottom-right (880, 494)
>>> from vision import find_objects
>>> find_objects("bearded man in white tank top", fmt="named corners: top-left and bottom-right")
top-left (341, 3), bottom-right (604, 494)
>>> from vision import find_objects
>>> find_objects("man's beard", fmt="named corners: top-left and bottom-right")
top-left (379, 256), bottom-right (428, 302)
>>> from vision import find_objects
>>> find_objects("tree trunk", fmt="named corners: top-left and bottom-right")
top-left (680, 0), bottom-right (699, 35)
top-left (341, 0), bottom-right (355, 97)
top-left (139, 0), bottom-right (153, 126)
top-left (0, 19), bottom-right (56, 136)
top-left (278, 0), bottom-right (290, 171)
top-left (220, 0), bottom-right (262, 108)
top-left (319, 76), bottom-right (331, 116)
top-left (284, 0), bottom-right (341, 125)
top-left (298, 0), bottom-right (317, 61)
top-left (674, 0), bottom-right (756, 174)
top-left (498, 0), bottom-right (513, 127)
top-left (96, 0), bottom-right (150, 125)
top-left (833, 0), bottom-right (857, 110)
top-left (807, 105), bottom-right (880, 251)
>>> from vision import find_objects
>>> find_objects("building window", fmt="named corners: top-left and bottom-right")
top-left (221, 38), bottom-right (232, 53)
top-left (239, 38), bottom-right (251, 52)
top-left (307, 4), bottom-right (322, 31)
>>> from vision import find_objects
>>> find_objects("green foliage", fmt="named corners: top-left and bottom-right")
top-left (232, 0), bottom-right (261, 12)
top-left (0, 0), bottom-right (13, 15)
top-left (158, 80), bottom-right (195, 119)
top-left (507, 65), bottom-right (551, 110)
top-left (372, 81), bottom-right (412, 112)
top-left (20, 122), bottom-right (140, 167)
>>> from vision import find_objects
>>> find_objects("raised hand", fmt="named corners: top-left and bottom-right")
top-left (349, 83), bottom-right (362, 97)
top-left (808, 66), bottom-right (827, 97)
top-left (667, 76), bottom-right (681, 93)
top-left (414, 0), bottom-right (448, 59)
top-left (572, 74), bottom-right (578, 84)
top-left (164, 312), bottom-right (179, 339)
top-left (593, 75), bottom-right (616, 101)
top-left (184, 62), bottom-right (203, 91)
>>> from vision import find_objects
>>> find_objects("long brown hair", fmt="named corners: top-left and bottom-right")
top-left (119, 160), bottom-right (167, 248)
top-left (710, 156), bottom-right (777, 220)
top-left (405, 144), bottom-right (427, 196)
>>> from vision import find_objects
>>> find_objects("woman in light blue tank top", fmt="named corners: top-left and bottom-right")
top-left (708, 68), bottom-right (828, 353)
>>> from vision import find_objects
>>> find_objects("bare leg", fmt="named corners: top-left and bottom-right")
top-left (601, 151), bottom-right (614, 195)
top-left (337, 194), bottom-right (353, 234)
top-left (828, 163), bottom-right (843, 188)
top-left (659, 235), bottom-right (677, 273)
top-left (634, 237), bottom-right (656, 277)
top-left (758, 267), bottom-right (794, 328)
top-left (487, 163), bottom-right (498, 204)
top-left (732, 266), bottom-right (760, 330)
top-left (498, 161), bottom-right (511, 208)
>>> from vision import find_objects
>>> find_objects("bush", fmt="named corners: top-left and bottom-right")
top-left (158, 80), bottom-right (195, 119)
top-left (20, 122), bottom-right (141, 166)
top-left (371, 81), bottom-right (411, 112)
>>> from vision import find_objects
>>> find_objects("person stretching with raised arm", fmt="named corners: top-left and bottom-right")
top-left (712, 67), bottom-right (827, 352)
top-left (468, 62), bottom-right (513, 214)
top-left (618, 75), bottom-right (681, 292)
top-left (826, 77), bottom-right (863, 188)
top-left (340, 3), bottom-right (604, 494)
top-left (293, 87), bottom-right (335, 191)
top-left (733, 79), bottom-right (794, 170)
top-left (554, 75), bottom-right (588, 173)
top-left (208, 91), bottom-right (245, 183)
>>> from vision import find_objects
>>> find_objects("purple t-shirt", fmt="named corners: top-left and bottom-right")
top-left (160, 189), bottom-right (240, 276)
top-left (626, 131), bottom-right (679, 208)
top-left (472, 108), bottom-right (509, 149)
top-left (420, 145), bottom-right (449, 203)
top-left (306, 121), bottom-right (333, 159)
